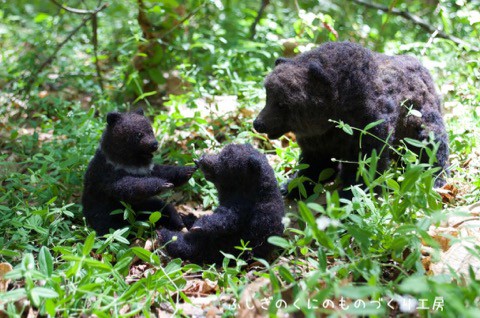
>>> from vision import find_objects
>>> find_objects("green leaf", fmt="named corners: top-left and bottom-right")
top-left (340, 286), bottom-right (378, 298)
top-left (278, 265), bottom-right (295, 283)
top-left (346, 225), bottom-right (371, 253)
top-left (368, 149), bottom-right (378, 182)
top-left (147, 68), bottom-right (166, 85)
top-left (149, 211), bottom-right (162, 224)
top-left (342, 123), bottom-right (354, 135)
top-left (400, 165), bottom-right (424, 192)
top-left (82, 232), bottom-right (96, 256)
top-left (404, 138), bottom-right (425, 148)
top-left (399, 276), bottom-right (429, 293)
top-left (409, 109), bottom-right (422, 117)
top-left (318, 168), bottom-right (335, 182)
top-left (34, 13), bottom-right (50, 23)
top-left (317, 249), bottom-right (327, 271)
top-left (164, 258), bottom-right (182, 274)
top-left (364, 119), bottom-right (385, 131)
top-left (267, 236), bottom-right (291, 249)
top-left (133, 91), bottom-right (158, 104)
top-left (298, 202), bottom-right (334, 249)
top-left (386, 179), bottom-right (400, 192)
top-left (306, 202), bottom-right (324, 213)
top-left (46, 196), bottom-right (57, 205)
top-left (38, 246), bottom-right (54, 277)
top-left (45, 299), bottom-right (56, 316)
top-left (131, 247), bottom-right (160, 266)
top-left (298, 201), bottom-right (316, 229)
top-left (62, 255), bottom-right (112, 270)
top-left (2, 288), bottom-right (27, 303)
top-left (0, 249), bottom-right (21, 257)
top-left (31, 287), bottom-right (59, 299)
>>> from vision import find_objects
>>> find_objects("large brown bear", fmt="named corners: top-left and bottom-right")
top-left (253, 41), bottom-right (449, 199)
top-left (82, 109), bottom-right (196, 235)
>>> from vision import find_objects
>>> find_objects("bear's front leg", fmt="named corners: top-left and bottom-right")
top-left (181, 213), bottom-right (198, 230)
top-left (158, 229), bottom-right (200, 260)
top-left (282, 152), bottom-right (338, 199)
top-left (189, 206), bottom-right (241, 236)
top-left (108, 176), bottom-right (174, 202)
top-left (152, 165), bottom-right (197, 187)
top-left (338, 147), bottom-right (390, 200)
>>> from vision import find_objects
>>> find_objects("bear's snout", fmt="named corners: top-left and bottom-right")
top-left (149, 140), bottom-right (159, 152)
top-left (253, 118), bottom-right (266, 133)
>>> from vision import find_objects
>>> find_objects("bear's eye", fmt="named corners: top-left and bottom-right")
top-left (136, 132), bottom-right (144, 140)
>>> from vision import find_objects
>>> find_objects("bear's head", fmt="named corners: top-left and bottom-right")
top-left (195, 144), bottom-right (277, 199)
top-left (253, 57), bottom-right (336, 139)
top-left (101, 108), bottom-right (159, 167)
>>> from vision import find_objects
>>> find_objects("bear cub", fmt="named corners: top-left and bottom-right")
top-left (254, 41), bottom-right (449, 199)
top-left (158, 144), bottom-right (285, 264)
top-left (82, 108), bottom-right (196, 235)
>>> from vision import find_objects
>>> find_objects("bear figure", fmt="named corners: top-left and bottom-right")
top-left (82, 108), bottom-right (196, 235)
top-left (253, 41), bottom-right (449, 199)
top-left (158, 143), bottom-right (285, 264)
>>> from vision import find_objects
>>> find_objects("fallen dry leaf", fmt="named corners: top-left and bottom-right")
top-left (119, 304), bottom-right (130, 315)
top-left (125, 263), bottom-right (154, 284)
top-left (428, 203), bottom-right (480, 279)
top-left (0, 262), bottom-right (13, 292)
top-left (435, 183), bottom-right (459, 203)
top-left (237, 277), bottom-right (270, 318)
top-left (183, 279), bottom-right (218, 297)
top-left (426, 226), bottom-right (458, 251)
top-left (467, 202), bottom-right (480, 216)
top-left (167, 294), bottom-right (231, 317)
top-left (461, 157), bottom-right (472, 168)
top-left (281, 38), bottom-right (299, 58)
top-left (38, 91), bottom-right (49, 98)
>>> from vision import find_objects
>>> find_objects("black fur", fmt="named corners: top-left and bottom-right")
top-left (158, 144), bottom-right (285, 264)
top-left (253, 41), bottom-right (449, 198)
top-left (82, 109), bottom-right (196, 235)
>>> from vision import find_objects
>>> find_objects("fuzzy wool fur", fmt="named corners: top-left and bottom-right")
top-left (82, 109), bottom-right (196, 235)
top-left (158, 144), bottom-right (285, 264)
top-left (253, 41), bottom-right (449, 198)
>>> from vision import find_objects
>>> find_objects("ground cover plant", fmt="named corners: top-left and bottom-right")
top-left (0, 0), bottom-right (479, 317)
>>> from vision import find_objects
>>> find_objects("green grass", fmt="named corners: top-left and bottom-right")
top-left (1, 0), bottom-right (479, 317)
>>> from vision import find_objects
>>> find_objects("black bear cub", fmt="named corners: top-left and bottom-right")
top-left (158, 144), bottom-right (285, 264)
top-left (254, 41), bottom-right (449, 199)
top-left (82, 108), bottom-right (196, 235)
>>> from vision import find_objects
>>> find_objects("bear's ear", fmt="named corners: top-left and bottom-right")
top-left (133, 108), bottom-right (144, 116)
top-left (275, 57), bottom-right (292, 66)
top-left (308, 62), bottom-right (331, 85)
top-left (243, 143), bottom-right (255, 150)
top-left (247, 155), bottom-right (261, 173)
top-left (106, 112), bottom-right (121, 126)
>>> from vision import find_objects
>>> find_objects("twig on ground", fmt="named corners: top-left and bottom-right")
top-left (249, 0), bottom-right (270, 40)
top-left (51, 0), bottom-right (100, 15)
top-left (158, 5), bottom-right (204, 42)
top-left (23, 2), bottom-right (108, 96)
top-left (91, 13), bottom-right (104, 92)
top-left (352, 0), bottom-right (478, 51)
